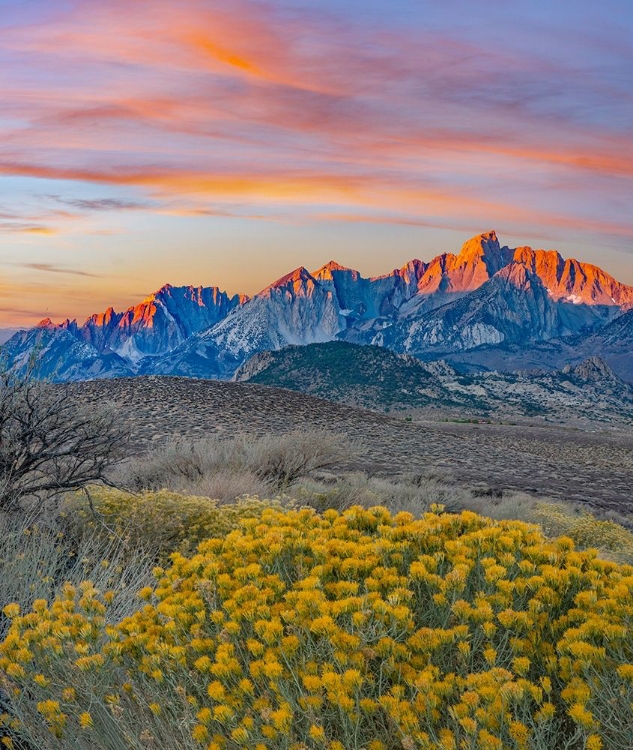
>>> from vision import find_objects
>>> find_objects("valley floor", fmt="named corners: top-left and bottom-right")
top-left (68, 376), bottom-right (633, 514)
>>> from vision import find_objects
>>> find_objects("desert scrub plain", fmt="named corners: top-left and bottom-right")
top-left (67, 377), bottom-right (633, 513)
top-left (3, 381), bottom-right (633, 748)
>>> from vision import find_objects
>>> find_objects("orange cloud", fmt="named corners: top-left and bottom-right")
top-left (0, 0), bottom-right (630, 248)
top-left (0, 222), bottom-right (58, 236)
top-left (21, 226), bottom-right (58, 236)
top-left (186, 33), bottom-right (267, 77)
top-left (2, 0), bottom-right (629, 179)
top-left (2, 158), bottom-right (632, 244)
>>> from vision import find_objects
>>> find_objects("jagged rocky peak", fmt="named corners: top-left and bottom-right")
top-left (154, 283), bottom-right (215, 303)
top-left (458, 230), bottom-right (500, 257)
top-left (457, 230), bottom-right (513, 274)
top-left (313, 260), bottom-right (360, 281)
top-left (23, 281), bottom-right (245, 367)
top-left (87, 306), bottom-right (119, 326)
top-left (405, 231), bottom-right (513, 298)
top-left (263, 266), bottom-right (316, 294)
top-left (511, 248), bottom-right (633, 307)
top-left (5, 229), bottom-right (633, 384)
top-left (397, 258), bottom-right (427, 282)
top-left (512, 246), bottom-right (565, 278)
top-left (495, 262), bottom-right (538, 290)
top-left (153, 282), bottom-right (174, 295)
top-left (372, 258), bottom-right (427, 286)
top-left (562, 356), bottom-right (618, 382)
top-left (36, 317), bottom-right (79, 333)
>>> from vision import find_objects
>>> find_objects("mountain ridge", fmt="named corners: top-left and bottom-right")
top-left (4, 231), bottom-right (633, 382)
top-left (235, 341), bottom-right (633, 425)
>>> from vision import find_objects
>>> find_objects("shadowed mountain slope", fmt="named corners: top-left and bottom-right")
top-left (235, 341), bottom-right (633, 424)
top-left (3, 231), bottom-right (633, 381)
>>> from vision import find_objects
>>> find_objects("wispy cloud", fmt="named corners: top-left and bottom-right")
top-left (0, 201), bottom-right (83, 235)
top-left (46, 196), bottom-right (150, 212)
top-left (316, 209), bottom-right (633, 240)
top-left (1, 3), bottom-right (630, 167)
top-left (0, 222), bottom-right (58, 235)
top-left (16, 263), bottom-right (100, 278)
top-left (0, 305), bottom-right (61, 318)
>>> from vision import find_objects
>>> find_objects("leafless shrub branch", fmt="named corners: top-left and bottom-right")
top-left (0, 364), bottom-right (128, 512)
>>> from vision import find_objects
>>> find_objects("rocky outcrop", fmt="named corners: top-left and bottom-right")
top-left (562, 356), bottom-right (618, 382)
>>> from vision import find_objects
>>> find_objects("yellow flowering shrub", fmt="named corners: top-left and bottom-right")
top-left (63, 488), bottom-right (280, 559)
top-left (2, 506), bottom-right (633, 749)
top-left (529, 502), bottom-right (633, 565)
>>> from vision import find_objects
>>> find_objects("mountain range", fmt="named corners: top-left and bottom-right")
top-left (3, 230), bottom-right (633, 383)
top-left (234, 341), bottom-right (633, 425)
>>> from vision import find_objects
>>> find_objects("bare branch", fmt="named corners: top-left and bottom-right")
top-left (0, 364), bottom-right (128, 512)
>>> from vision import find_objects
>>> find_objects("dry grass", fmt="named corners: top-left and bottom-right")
top-left (111, 428), bottom-right (633, 566)
top-left (292, 471), bottom-right (473, 515)
top-left (0, 512), bottom-right (153, 638)
top-left (116, 430), bottom-right (350, 498)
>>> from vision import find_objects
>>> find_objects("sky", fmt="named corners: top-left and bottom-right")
top-left (0, 0), bottom-right (632, 327)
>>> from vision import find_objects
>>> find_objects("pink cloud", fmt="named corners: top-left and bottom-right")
top-left (0, 0), bottom-right (630, 243)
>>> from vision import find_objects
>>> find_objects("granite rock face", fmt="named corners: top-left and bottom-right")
top-left (3, 231), bottom-right (633, 382)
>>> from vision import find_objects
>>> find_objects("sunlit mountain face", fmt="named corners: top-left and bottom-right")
top-left (3, 232), bottom-right (633, 383)
top-left (0, 0), bottom-right (632, 329)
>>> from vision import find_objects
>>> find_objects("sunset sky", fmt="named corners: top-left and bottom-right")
top-left (1, 0), bottom-right (632, 327)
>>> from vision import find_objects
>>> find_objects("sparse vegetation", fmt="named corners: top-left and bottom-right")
top-left (292, 471), bottom-right (473, 517)
top-left (240, 341), bottom-right (473, 411)
top-left (118, 431), bottom-right (348, 496)
top-left (238, 341), bottom-right (633, 425)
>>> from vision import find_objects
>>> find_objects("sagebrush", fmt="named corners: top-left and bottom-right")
top-left (62, 487), bottom-right (281, 560)
top-left (119, 431), bottom-right (349, 497)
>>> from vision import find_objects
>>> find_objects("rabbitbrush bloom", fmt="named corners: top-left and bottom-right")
top-left (1, 504), bottom-right (633, 748)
